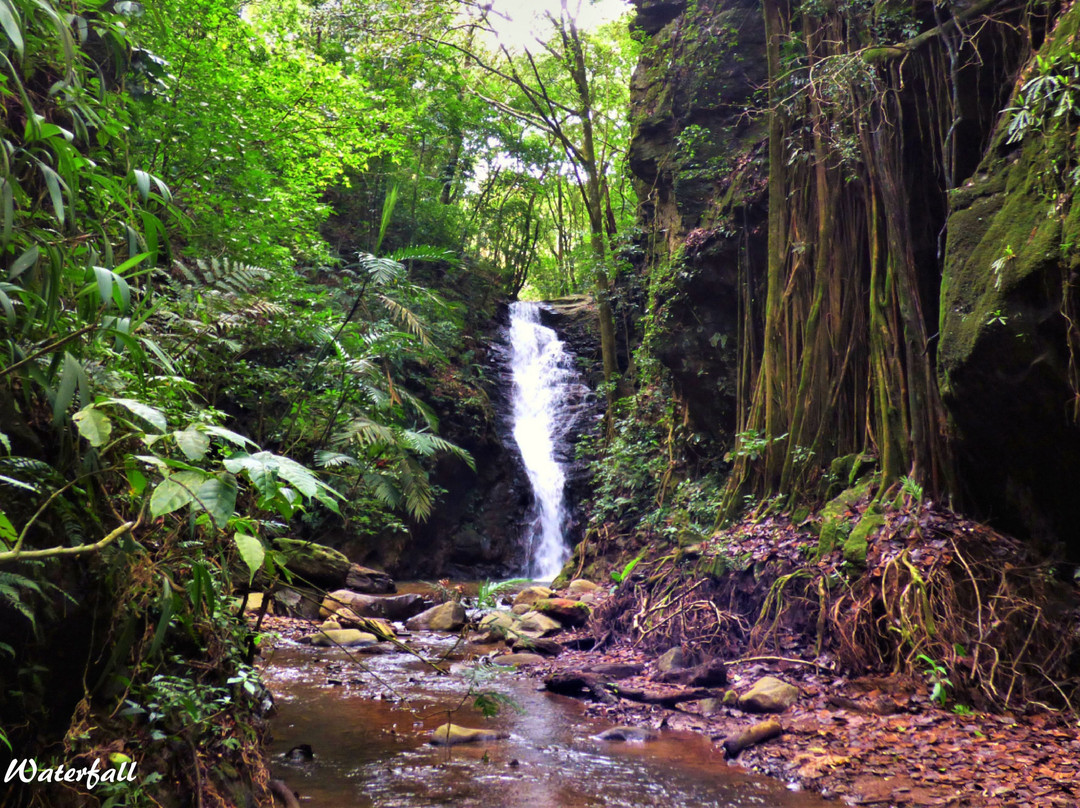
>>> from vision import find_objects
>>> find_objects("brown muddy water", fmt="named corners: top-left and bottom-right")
top-left (262, 633), bottom-right (832, 808)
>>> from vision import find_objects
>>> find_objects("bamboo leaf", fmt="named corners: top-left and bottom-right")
top-left (0, 0), bottom-right (23, 58)
top-left (148, 576), bottom-right (173, 659)
top-left (132, 169), bottom-right (150, 202)
top-left (9, 245), bottom-right (39, 280)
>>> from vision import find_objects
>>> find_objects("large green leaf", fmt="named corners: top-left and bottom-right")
top-left (73, 406), bottom-right (112, 447)
top-left (175, 427), bottom-right (210, 462)
top-left (105, 398), bottom-right (167, 433)
top-left (0, 0), bottom-right (24, 58)
top-left (194, 474), bottom-right (237, 529)
top-left (149, 471), bottom-right (206, 518)
top-left (233, 532), bottom-right (265, 585)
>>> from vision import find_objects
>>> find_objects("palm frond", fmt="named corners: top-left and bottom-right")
top-left (377, 294), bottom-right (429, 345)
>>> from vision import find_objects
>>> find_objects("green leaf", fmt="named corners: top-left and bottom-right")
top-left (194, 474), bottom-right (237, 529)
top-left (52, 352), bottom-right (85, 422)
top-left (148, 576), bottom-right (174, 659)
top-left (175, 427), bottom-right (210, 462)
top-left (201, 424), bottom-right (256, 448)
top-left (105, 398), bottom-right (167, 433)
top-left (73, 406), bottom-right (112, 447)
top-left (1, 178), bottom-right (14, 247)
top-left (233, 533), bottom-right (265, 585)
top-left (0, 508), bottom-right (16, 549)
top-left (38, 163), bottom-right (66, 227)
top-left (132, 169), bottom-right (150, 202)
top-left (0, 0), bottom-right (23, 58)
top-left (149, 471), bottom-right (207, 518)
top-left (10, 245), bottom-right (39, 280)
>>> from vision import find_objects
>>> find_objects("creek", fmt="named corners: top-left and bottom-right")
top-left (263, 630), bottom-right (832, 808)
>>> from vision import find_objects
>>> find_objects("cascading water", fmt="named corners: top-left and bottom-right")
top-left (507, 301), bottom-right (582, 580)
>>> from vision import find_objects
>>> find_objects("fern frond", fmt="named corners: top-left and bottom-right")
top-left (376, 295), bottom-right (429, 345)
top-left (314, 451), bottom-right (360, 468)
top-left (356, 253), bottom-right (404, 286)
top-left (386, 246), bottom-right (458, 265)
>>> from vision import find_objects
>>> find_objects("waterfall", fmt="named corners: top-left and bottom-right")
top-left (507, 301), bottom-right (581, 580)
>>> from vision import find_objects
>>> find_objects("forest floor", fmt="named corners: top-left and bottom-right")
top-left (525, 628), bottom-right (1080, 807)
top-left (258, 606), bottom-right (1080, 807)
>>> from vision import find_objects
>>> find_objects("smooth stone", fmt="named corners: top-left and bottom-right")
top-left (493, 653), bottom-right (547, 667)
top-left (656, 646), bottom-right (687, 673)
top-left (517, 610), bottom-right (562, 636)
top-left (476, 610), bottom-right (523, 642)
top-left (320, 590), bottom-right (425, 621)
top-left (696, 697), bottom-right (725, 715)
top-left (345, 563), bottom-right (396, 594)
top-left (429, 723), bottom-right (509, 746)
top-left (508, 635), bottom-right (562, 656)
top-left (738, 676), bottom-right (800, 713)
top-left (587, 662), bottom-right (643, 679)
top-left (405, 601), bottom-right (466, 632)
top-left (273, 539), bottom-right (351, 588)
top-left (532, 598), bottom-right (591, 627)
top-left (511, 603), bottom-right (532, 616)
top-left (565, 579), bottom-right (600, 600)
top-left (655, 658), bottom-right (727, 687)
top-left (307, 629), bottom-right (377, 648)
top-left (593, 726), bottom-right (657, 742)
top-left (332, 609), bottom-right (396, 638)
top-left (318, 618), bottom-right (342, 631)
top-left (272, 587), bottom-right (322, 620)
top-left (512, 586), bottom-right (554, 608)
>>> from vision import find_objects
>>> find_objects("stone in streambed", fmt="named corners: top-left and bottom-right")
top-left (429, 724), bottom-right (509, 746)
top-left (474, 610), bottom-right (523, 642)
top-left (593, 726), bottom-right (658, 743)
top-left (513, 586), bottom-right (554, 608)
top-left (533, 598), bottom-right (591, 627)
top-left (508, 635), bottom-right (562, 656)
top-left (656, 646), bottom-right (687, 673)
top-left (587, 662), bottom-right (643, 679)
top-left (345, 563), bottom-right (396, 594)
top-left (320, 590), bottom-right (425, 621)
top-left (406, 601), bottom-right (466, 632)
top-left (305, 629), bottom-right (378, 648)
top-left (738, 676), bottom-right (800, 713)
top-left (655, 658), bottom-right (727, 687)
top-left (517, 611), bottom-right (562, 636)
top-left (565, 579), bottom-right (600, 600)
top-left (493, 653), bottom-right (547, 667)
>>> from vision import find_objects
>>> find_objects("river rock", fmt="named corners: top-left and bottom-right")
top-left (406, 601), bottom-right (466, 632)
top-left (738, 676), bottom-right (799, 713)
top-left (511, 603), bottom-right (533, 616)
top-left (475, 610), bottom-right (523, 642)
top-left (429, 724), bottom-right (509, 746)
top-left (273, 587), bottom-right (322, 620)
top-left (345, 563), bottom-right (395, 594)
top-left (321, 590), bottom-right (425, 621)
top-left (318, 618), bottom-right (342, 631)
top-left (513, 586), bottom-right (554, 608)
top-left (594, 726), bottom-right (657, 743)
top-left (518, 610), bottom-right (562, 636)
top-left (508, 635), bottom-right (562, 656)
top-left (331, 609), bottom-right (396, 638)
top-left (656, 646), bottom-right (687, 673)
top-left (655, 658), bottom-right (727, 687)
top-left (493, 653), bottom-right (547, 667)
top-left (305, 629), bottom-right (378, 648)
top-left (587, 662), bottom-right (644, 680)
top-left (242, 592), bottom-right (264, 612)
top-left (273, 539), bottom-right (351, 588)
top-left (533, 598), bottom-right (591, 627)
top-left (565, 579), bottom-right (600, 600)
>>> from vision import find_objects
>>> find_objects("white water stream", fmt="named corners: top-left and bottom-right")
top-left (507, 301), bottom-right (580, 579)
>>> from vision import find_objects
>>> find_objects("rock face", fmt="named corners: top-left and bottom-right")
top-left (627, 0), bottom-right (768, 439)
top-left (738, 676), bottom-right (799, 713)
top-left (405, 601), bottom-right (466, 632)
top-left (939, 2), bottom-right (1080, 550)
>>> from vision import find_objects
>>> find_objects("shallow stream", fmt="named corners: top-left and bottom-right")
top-left (263, 633), bottom-right (832, 808)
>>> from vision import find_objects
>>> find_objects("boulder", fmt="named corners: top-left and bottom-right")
top-left (345, 564), bottom-right (395, 594)
top-left (273, 539), bottom-right (351, 588)
top-left (318, 618), bottom-right (342, 632)
top-left (655, 658), bottom-right (727, 687)
top-left (405, 601), bottom-right (466, 632)
top-left (476, 610), bottom-right (523, 642)
top-left (272, 587), bottom-right (322, 620)
top-left (593, 726), bottom-right (657, 743)
top-left (511, 603), bottom-right (532, 616)
top-left (321, 590), bottom-right (425, 621)
top-left (532, 598), bottom-right (591, 627)
top-left (332, 610), bottom-right (395, 638)
top-left (587, 663), bottom-right (643, 680)
top-left (513, 586), bottom-right (554, 608)
top-left (738, 676), bottom-right (799, 713)
top-left (305, 629), bottom-right (378, 648)
top-left (655, 646), bottom-right (687, 673)
top-left (429, 724), bottom-right (509, 746)
top-left (517, 611), bottom-right (562, 636)
top-left (565, 579), bottom-right (600, 600)
top-left (508, 636), bottom-right (562, 656)
top-left (493, 653), bottom-right (547, 667)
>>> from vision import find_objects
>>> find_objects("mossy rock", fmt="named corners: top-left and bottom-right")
top-left (843, 504), bottom-right (885, 567)
top-left (818, 477), bottom-right (875, 557)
